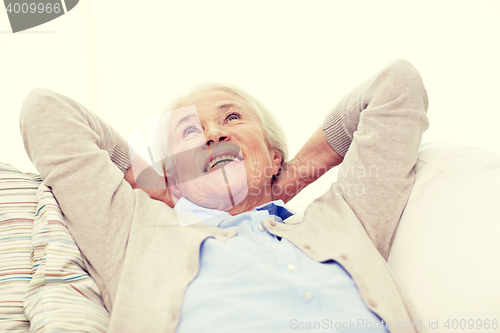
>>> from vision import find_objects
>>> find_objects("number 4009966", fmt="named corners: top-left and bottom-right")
top-left (444, 319), bottom-right (498, 330)
top-left (6, 2), bottom-right (62, 14)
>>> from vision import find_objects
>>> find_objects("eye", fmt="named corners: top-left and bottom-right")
top-left (183, 125), bottom-right (200, 137)
top-left (225, 112), bottom-right (240, 123)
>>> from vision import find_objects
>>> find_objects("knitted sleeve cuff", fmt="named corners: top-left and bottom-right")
top-left (322, 103), bottom-right (353, 157)
top-left (110, 129), bottom-right (132, 175)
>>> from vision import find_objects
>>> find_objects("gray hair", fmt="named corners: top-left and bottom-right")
top-left (156, 83), bottom-right (288, 182)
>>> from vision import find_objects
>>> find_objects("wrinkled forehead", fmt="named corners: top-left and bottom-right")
top-left (174, 90), bottom-right (255, 120)
top-left (168, 104), bottom-right (199, 131)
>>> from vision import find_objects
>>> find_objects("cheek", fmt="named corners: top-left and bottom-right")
top-left (241, 129), bottom-right (270, 155)
top-left (172, 135), bottom-right (205, 154)
top-left (244, 157), bottom-right (275, 184)
top-left (245, 145), bottom-right (274, 176)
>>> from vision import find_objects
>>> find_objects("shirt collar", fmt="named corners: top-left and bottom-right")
top-left (173, 198), bottom-right (295, 227)
top-left (254, 200), bottom-right (295, 222)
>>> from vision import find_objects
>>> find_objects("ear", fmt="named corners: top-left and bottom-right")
top-left (165, 172), bottom-right (183, 199)
top-left (270, 149), bottom-right (283, 177)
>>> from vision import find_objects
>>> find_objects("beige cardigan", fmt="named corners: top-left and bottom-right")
top-left (20, 59), bottom-right (429, 333)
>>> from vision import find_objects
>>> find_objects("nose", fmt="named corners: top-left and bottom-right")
top-left (204, 124), bottom-right (231, 146)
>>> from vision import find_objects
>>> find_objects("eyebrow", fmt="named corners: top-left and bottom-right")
top-left (174, 113), bottom-right (199, 133)
top-left (216, 103), bottom-right (241, 111)
top-left (173, 103), bottom-right (243, 132)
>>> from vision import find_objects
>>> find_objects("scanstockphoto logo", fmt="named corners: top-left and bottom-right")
top-left (3, 0), bottom-right (79, 33)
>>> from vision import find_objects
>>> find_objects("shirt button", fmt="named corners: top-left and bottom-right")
top-left (303, 242), bottom-right (311, 249)
top-left (258, 224), bottom-right (265, 232)
top-left (340, 253), bottom-right (348, 260)
top-left (303, 291), bottom-right (313, 301)
top-left (369, 299), bottom-right (377, 307)
top-left (287, 264), bottom-right (295, 272)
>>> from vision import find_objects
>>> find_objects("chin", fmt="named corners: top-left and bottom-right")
top-left (179, 161), bottom-right (249, 211)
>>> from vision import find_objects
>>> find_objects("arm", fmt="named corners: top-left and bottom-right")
top-left (20, 88), bottom-right (135, 306)
top-left (272, 126), bottom-right (343, 203)
top-left (274, 59), bottom-right (429, 259)
top-left (124, 153), bottom-right (176, 207)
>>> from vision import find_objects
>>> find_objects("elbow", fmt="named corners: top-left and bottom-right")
top-left (380, 59), bottom-right (429, 112)
top-left (386, 59), bottom-right (421, 79)
top-left (20, 87), bottom-right (58, 122)
top-left (19, 88), bottom-right (61, 161)
top-left (20, 87), bottom-right (67, 137)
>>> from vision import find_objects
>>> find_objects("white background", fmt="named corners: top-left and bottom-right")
top-left (2, 0), bottom-right (500, 170)
top-left (2, 0), bottom-right (499, 217)
top-left (2, 0), bottom-right (500, 213)
top-left (2, 0), bottom-right (500, 204)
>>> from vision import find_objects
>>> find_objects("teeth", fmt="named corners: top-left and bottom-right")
top-left (205, 155), bottom-right (242, 172)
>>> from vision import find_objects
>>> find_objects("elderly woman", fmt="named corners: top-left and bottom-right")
top-left (20, 59), bottom-right (429, 332)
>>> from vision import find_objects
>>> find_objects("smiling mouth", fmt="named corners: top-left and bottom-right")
top-left (204, 155), bottom-right (243, 173)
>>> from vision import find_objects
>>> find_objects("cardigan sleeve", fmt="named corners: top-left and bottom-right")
top-left (321, 59), bottom-right (429, 259)
top-left (20, 88), bottom-right (134, 294)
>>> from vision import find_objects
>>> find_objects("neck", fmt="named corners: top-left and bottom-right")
top-left (226, 186), bottom-right (273, 215)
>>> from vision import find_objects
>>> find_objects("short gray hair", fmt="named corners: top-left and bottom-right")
top-left (158, 83), bottom-right (288, 182)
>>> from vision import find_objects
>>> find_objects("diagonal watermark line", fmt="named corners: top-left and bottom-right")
top-left (60, 0), bottom-right (67, 13)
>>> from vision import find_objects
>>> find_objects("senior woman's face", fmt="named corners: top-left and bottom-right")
top-left (166, 90), bottom-right (282, 212)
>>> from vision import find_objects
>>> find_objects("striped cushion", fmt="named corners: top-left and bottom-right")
top-left (24, 183), bottom-right (110, 332)
top-left (1, 162), bottom-right (111, 332)
top-left (0, 162), bottom-right (40, 332)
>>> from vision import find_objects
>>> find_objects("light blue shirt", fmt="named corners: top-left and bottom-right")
top-left (175, 198), bottom-right (388, 333)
